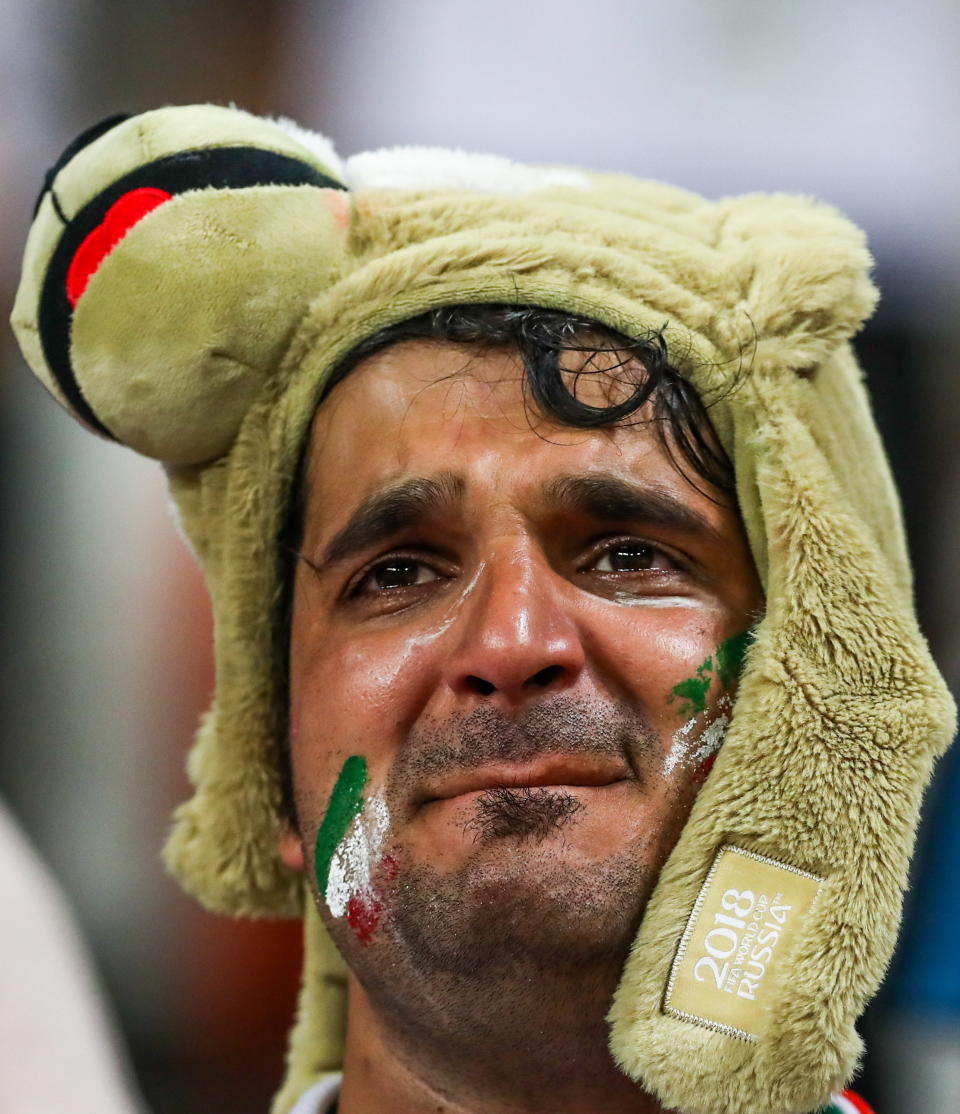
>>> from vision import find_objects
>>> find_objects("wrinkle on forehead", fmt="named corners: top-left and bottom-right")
top-left (300, 339), bottom-right (712, 552)
top-left (312, 338), bottom-right (655, 449)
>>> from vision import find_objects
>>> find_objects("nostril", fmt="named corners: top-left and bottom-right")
top-left (465, 675), bottom-right (496, 696)
top-left (526, 664), bottom-right (564, 689)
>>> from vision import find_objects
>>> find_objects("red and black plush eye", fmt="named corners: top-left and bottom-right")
top-left (13, 105), bottom-right (350, 464)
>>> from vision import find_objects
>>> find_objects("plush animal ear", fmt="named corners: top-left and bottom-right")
top-left (710, 192), bottom-right (879, 376)
top-left (11, 104), bottom-right (350, 464)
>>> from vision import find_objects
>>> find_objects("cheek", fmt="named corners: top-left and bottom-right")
top-left (290, 623), bottom-right (446, 784)
top-left (581, 602), bottom-right (745, 777)
top-left (586, 605), bottom-right (728, 713)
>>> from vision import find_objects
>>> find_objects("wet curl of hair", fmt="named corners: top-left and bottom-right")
top-left (319, 304), bottom-right (734, 497)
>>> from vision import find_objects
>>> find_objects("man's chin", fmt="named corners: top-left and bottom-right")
top-left (375, 836), bottom-right (656, 980)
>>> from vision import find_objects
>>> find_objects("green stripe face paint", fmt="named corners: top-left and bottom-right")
top-left (313, 755), bottom-right (394, 945)
top-left (669, 669), bottom-right (712, 718)
top-left (669, 630), bottom-right (752, 719)
top-left (314, 755), bottom-right (368, 898)
top-left (715, 629), bottom-right (751, 690)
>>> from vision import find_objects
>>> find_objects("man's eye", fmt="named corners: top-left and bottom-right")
top-left (591, 542), bottom-right (674, 573)
top-left (353, 557), bottom-right (439, 595)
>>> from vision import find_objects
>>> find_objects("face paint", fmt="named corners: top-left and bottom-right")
top-left (668, 630), bottom-right (751, 718)
top-left (314, 757), bottom-right (394, 944)
top-left (669, 668), bottom-right (713, 718)
top-left (314, 755), bottom-right (368, 898)
top-left (663, 699), bottom-right (731, 777)
top-left (715, 629), bottom-right (751, 689)
top-left (607, 593), bottom-right (702, 609)
top-left (663, 631), bottom-right (752, 775)
top-left (344, 856), bottom-right (399, 945)
top-left (346, 891), bottom-right (384, 945)
top-left (325, 790), bottom-right (390, 919)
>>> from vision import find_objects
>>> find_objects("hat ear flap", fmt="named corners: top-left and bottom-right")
top-left (12, 105), bottom-right (349, 464)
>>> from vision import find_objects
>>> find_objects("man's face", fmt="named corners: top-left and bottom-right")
top-left (281, 338), bottom-right (763, 1016)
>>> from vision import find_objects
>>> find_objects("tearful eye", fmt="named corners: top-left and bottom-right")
top-left (592, 542), bottom-right (671, 573)
top-left (355, 558), bottom-right (439, 594)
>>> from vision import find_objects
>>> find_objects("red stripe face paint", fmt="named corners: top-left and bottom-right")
top-left (346, 893), bottom-right (385, 945)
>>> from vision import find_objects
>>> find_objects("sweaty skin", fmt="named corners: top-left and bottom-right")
top-left (280, 340), bottom-right (764, 1114)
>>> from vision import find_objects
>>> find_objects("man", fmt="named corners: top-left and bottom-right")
top-left (12, 105), bottom-right (954, 1114)
top-left (276, 306), bottom-right (763, 1114)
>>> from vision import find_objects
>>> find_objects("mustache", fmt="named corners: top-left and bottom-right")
top-left (385, 696), bottom-right (659, 806)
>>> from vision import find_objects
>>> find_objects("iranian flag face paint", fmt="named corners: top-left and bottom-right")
top-left (314, 756), bottom-right (393, 944)
top-left (663, 630), bottom-right (751, 777)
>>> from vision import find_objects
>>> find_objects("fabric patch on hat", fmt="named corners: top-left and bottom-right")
top-left (664, 845), bottom-right (823, 1040)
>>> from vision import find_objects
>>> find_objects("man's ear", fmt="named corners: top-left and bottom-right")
top-left (278, 823), bottom-right (306, 872)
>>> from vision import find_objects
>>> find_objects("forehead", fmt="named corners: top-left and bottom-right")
top-left (302, 339), bottom-right (712, 521)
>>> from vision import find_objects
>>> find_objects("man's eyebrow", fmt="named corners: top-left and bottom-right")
top-left (543, 473), bottom-right (723, 542)
top-left (316, 472), bottom-right (465, 567)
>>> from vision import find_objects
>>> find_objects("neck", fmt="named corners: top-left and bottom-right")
top-left (337, 974), bottom-right (667, 1114)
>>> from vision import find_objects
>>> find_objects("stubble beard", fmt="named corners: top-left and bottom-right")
top-left (387, 822), bottom-right (657, 979)
top-left (343, 815), bottom-right (665, 1097)
top-left (318, 696), bottom-right (688, 1084)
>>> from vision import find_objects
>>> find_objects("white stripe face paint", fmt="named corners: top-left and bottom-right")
top-left (325, 790), bottom-right (390, 918)
top-left (663, 698), bottom-right (732, 777)
top-left (608, 593), bottom-right (702, 609)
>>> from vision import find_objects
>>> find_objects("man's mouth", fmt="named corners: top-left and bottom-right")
top-left (420, 755), bottom-right (631, 806)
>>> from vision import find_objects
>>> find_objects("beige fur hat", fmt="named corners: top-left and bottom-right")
top-left (11, 104), bottom-right (955, 1114)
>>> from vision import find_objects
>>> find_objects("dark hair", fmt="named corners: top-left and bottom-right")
top-left (274, 304), bottom-right (735, 823)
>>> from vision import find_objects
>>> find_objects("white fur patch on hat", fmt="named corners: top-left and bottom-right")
top-left (269, 115), bottom-right (346, 181)
top-left (343, 145), bottom-right (589, 195)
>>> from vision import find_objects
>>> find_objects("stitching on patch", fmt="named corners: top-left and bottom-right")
top-left (662, 844), bottom-right (823, 1041)
top-left (660, 1005), bottom-right (758, 1042)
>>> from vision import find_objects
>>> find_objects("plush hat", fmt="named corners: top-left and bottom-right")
top-left (11, 104), bottom-right (955, 1114)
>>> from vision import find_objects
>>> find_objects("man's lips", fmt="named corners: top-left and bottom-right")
top-left (420, 755), bottom-right (631, 805)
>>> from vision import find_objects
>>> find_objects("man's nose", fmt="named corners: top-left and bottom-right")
top-left (441, 552), bottom-right (586, 706)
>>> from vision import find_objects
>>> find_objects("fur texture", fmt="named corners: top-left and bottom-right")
top-left (10, 105), bottom-right (955, 1114)
top-left (343, 145), bottom-right (589, 193)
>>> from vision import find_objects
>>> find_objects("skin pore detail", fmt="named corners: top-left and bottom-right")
top-left (282, 339), bottom-right (765, 1114)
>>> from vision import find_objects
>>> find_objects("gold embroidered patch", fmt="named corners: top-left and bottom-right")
top-left (663, 845), bottom-right (823, 1040)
